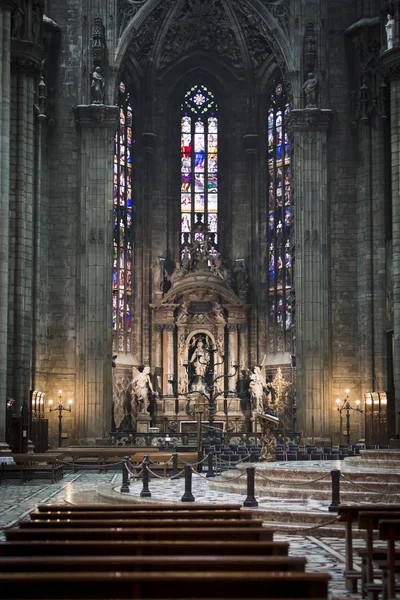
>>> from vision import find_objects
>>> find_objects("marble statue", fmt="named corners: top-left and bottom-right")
top-left (32, 2), bottom-right (42, 43)
top-left (302, 72), bottom-right (318, 108)
top-left (386, 14), bottom-right (394, 50)
top-left (113, 375), bottom-right (129, 429)
top-left (11, 3), bottom-right (24, 39)
top-left (189, 338), bottom-right (210, 393)
top-left (234, 260), bottom-right (248, 298)
top-left (259, 417), bottom-right (277, 462)
top-left (91, 66), bottom-right (105, 104)
top-left (130, 366), bottom-right (154, 414)
top-left (249, 366), bottom-right (270, 412)
top-left (152, 257), bottom-right (163, 296)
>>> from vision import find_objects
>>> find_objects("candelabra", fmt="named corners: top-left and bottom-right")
top-left (49, 390), bottom-right (72, 447)
top-left (336, 389), bottom-right (363, 445)
top-left (170, 346), bottom-right (240, 447)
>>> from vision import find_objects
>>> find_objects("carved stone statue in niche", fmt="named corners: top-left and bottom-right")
top-left (90, 66), bottom-right (105, 104)
top-left (233, 260), bottom-right (248, 300)
top-left (11, 2), bottom-right (24, 39)
top-left (130, 366), bottom-right (154, 414)
top-left (386, 14), bottom-right (394, 50)
top-left (32, 1), bottom-right (42, 43)
top-left (113, 375), bottom-right (129, 430)
top-left (189, 335), bottom-right (211, 394)
top-left (302, 72), bottom-right (318, 108)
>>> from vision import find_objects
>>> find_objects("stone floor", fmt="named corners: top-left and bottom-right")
top-left (0, 468), bottom-right (365, 600)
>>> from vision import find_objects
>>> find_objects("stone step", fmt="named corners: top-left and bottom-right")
top-left (260, 520), bottom-right (350, 539)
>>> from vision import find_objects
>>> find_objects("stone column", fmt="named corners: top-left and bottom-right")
top-left (141, 132), bottom-right (156, 365)
top-left (227, 324), bottom-right (238, 392)
top-left (74, 105), bottom-right (118, 441)
top-left (243, 134), bottom-right (261, 365)
top-left (0, 0), bottom-right (13, 451)
top-left (8, 35), bottom-right (42, 410)
top-left (383, 45), bottom-right (400, 429)
top-left (288, 109), bottom-right (333, 439)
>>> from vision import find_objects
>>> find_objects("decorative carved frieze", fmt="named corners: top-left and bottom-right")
top-left (260, 0), bottom-right (289, 36)
top-left (74, 105), bottom-right (119, 129)
top-left (118, 0), bottom-right (150, 38)
top-left (157, 0), bottom-right (243, 74)
top-left (127, 0), bottom-right (174, 69)
top-left (382, 45), bottom-right (400, 80)
top-left (11, 38), bottom-right (42, 74)
top-left (287, 108), bottom-right (333, 133)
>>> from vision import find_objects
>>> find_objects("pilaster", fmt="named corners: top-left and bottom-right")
top-left (383, 45), bottom-right (400, 429)
top-left (0, 0), bottom-right (13, 449)
top-left (74, 104), bottom-right (118, 440)
top-left (288, 108), bottom-right (333, 439)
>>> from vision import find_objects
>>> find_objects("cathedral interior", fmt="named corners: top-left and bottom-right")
top-left (0, 0), bottom-right (399, 452)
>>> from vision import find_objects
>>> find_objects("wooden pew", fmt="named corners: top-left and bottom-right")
top-left (0, 539), bottom-right (290, 557)
top-left (0, 554), bottom-right (307, 573)
top-left (30, 509), bottom-right (254, 521)
top-left (21, 518), bottom-right (263, 529)
top-left (36, 502), bottom-right (243, 511)
top-left (378, 520), bottom-right (400, 600)
top-left (358, 511), bottom-right (400, 598)
top-left (1, 453), bottom-right (63, 483)
top-left (5, 526), bottom-right (273, 542)
top-left (0, 570), bottom-right (331, 599)
top-left (337, 503), bottom-right (400, 592)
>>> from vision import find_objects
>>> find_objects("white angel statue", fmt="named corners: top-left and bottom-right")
top-left (130, 366), bottom-right (154, 414)
top-left (249, 365), bottom-right (270, 413)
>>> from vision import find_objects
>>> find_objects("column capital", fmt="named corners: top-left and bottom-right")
top-left (287, 108), bottom-right (334, 134)
top-left (382, 46), bottom-right (400, 81)
top-left (74, 104), bottom-right (119, 130)
top-left (0, 0), bottom-right (14, 10)
top-left (243, 133), bottom-right (259, 154)
top-left (11, 39), bottom-right (42, 74)
top-left (142, 132), bottom-right (157, 153)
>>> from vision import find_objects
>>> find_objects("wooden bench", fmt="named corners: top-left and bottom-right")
top-left (0, 539), bottom-right (290, 557)
top-left (358, 511), bottom-right (400, 599)
top-left (0, 571), bottom-right (331, 599)
top-left (0, 554), bottom-right (307, 573)
top-left (131, 452), bottom-right (199, 476)
top-left (0, 453), bottom-right (63, 484)
top-left (55, 448), bottom-right (146, 473)
top-left (337, 503), bottom-right (400, 592)
top-left (37, 502), bottom-right (243, 512)
top-left (21, 518), bottom-right (264, 529)
top-left (377, 519), bottom-right (400, 600)
top-left (5, 525), bottom-right (273, 542)
top-left (30, 509), bottom-right (254, 521)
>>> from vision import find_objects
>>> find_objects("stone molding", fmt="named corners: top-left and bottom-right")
top-left (11, 38), bottom-right (42, 74)
top-left (243, 133), bottom-right (258, 154)
top-left (382, 46), bottom-right (400, 81)
top-left (142, 132), bottom-right (157, 153)
top-left (287, 108), bottom-right (334, 133)
top-left (74, 105), bottom-right (119, 129)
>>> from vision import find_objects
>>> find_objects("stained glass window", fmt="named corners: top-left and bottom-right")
top-left (181, 84), bottom-right (218, 248)
top-left (113, 82), bottom-right (133, 354)
top-left (267, 76), bottom-right (292, 352)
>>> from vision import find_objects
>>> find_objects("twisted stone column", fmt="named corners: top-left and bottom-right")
top-left (74, 105), bottom-right (118, 440)
top-left (383, 45), bottom-right (400, 430)
top-left (288, 109), bottom-right (333, 439)
top-left (0, 0), bottom-right (13, 450)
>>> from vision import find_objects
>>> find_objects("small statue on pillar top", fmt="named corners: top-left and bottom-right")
top-left (90, 66), bottom-right (105, 104)
top-left (386, 14), bottom-right (394, 50)
top-left (302, 72), bottom-right (318, 108)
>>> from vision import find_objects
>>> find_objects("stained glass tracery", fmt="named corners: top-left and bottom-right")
top-left (181, 85), bottom-right (218, 247)
top-left (267, 76), bottom-right (292, 352)
top-left (113, 82), bottom-right (133, 353)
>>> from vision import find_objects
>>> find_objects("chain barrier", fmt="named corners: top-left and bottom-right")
top-left (255, 470), bottom-right (331, 485)
top-left (148, 457), bottom-right (174, 466)
top-left (180, 454), bottom-right (209, 467)
top-left (217, 453), bottom-right (252, 465)
top-left (304, 515), bottom-right (342, 533)
top-left (340, 472), bottom-right (396, 497)
top-left (191, 466), bottom-right (247, 483)
top-left (145, 466), bottom-right (186, 480)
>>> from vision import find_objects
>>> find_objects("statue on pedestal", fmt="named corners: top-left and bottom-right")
top-left (302, 72), bottom-right (318, 108)
top-left (249, 366), bottom-right (270, 412)
top-left (386, 14), bottom-right (394, 50)
top-left (257, 413), bottom-right (279, 462)
top-left (90, 66), bottom-right (105, 104)
top-left (130, 366), bottom-right (154, 414)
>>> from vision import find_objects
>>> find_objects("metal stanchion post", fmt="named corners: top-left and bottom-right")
top-left (328, 469), bottom-right (341, 513)
top-left (181, 465), bottom-right (195, 502)
top-left (140, 454), bottom-right (151, 498)
top-left (206, 451), bottom-right (215, 478)
top-left (172, 453), bottom-right (178, 476)
top-left (243, 465), bottom-right (258, 507)
top-left (120, 456), bottom-right (130, 494)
